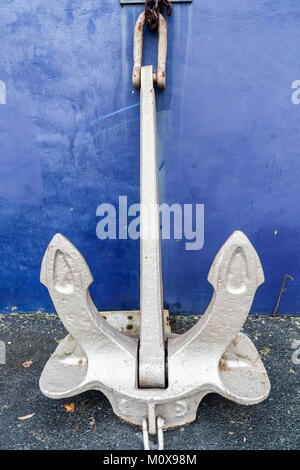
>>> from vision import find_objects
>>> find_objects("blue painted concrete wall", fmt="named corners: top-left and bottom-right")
top-left (0, 0), bottom-right (299, 315)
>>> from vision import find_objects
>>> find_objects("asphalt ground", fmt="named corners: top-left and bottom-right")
top-left (0, 314), bottom-right (299, 450)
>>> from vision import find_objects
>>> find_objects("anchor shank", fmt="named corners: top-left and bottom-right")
top-left (139, 65), bottom-right (166, 389)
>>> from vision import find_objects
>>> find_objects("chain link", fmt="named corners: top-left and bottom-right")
top-left (145, 0), bottom-right (172, 32)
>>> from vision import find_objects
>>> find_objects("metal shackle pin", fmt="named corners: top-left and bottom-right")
top-left (132, 11), bottom-right (167, 90)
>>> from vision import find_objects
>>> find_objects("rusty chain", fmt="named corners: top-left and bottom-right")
top-left (145, 0), bottom-right (172, 32)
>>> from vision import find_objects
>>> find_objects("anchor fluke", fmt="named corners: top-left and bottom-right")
top-left (40, 233), bottom-right (93, 291)
top-left (207, 230), bottom-right (265, 291)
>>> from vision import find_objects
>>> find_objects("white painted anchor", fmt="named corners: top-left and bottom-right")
top-left (39, 12), bottom-right (270, 450)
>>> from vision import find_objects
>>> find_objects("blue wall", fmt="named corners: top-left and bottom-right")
top-left (0, 0), bottom-right (299, 315)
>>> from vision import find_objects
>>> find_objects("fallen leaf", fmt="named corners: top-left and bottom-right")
top-left (64, 402), bottom-right (75, 413)
top-left (18, 413), bottom-right (35, 421)
top-left (22, 360), bottom-right (33, 368)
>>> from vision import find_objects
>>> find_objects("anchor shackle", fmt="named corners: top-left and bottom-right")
top-left (132, 11), bottom-right (167, 90)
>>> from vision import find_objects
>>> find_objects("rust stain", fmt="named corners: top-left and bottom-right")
top-left (219, 359), bottom-right (228, 371)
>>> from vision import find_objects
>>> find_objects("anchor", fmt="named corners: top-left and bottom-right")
top-left (39, 11), bottom-right (270, 450)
